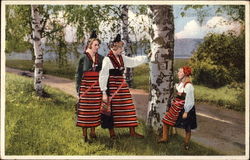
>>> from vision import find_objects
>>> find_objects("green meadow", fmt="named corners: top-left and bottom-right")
top-left (5, 73), bottom-right (219, 155)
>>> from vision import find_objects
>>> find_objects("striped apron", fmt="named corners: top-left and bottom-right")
top-left (162, 95), bottom-right (185, 126)
top-left (76, 71), bottom-right (102, 128)
top-left (107, 70), bottom-right (139, 128)
top-left (106, 51), bottom-right (139, 128)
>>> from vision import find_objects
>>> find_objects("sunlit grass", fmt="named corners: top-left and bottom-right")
top-left (5, 73), bottom-right (220, 155)
top-left (6, 60), bottom-right (76, 80)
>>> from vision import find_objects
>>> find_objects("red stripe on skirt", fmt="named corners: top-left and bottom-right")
top-left (109, 77), bottom-right (138, 128)
top-left (162, 98), bottom-right (185, 126)
top-left (76, 71), bottom-right (101, 128)
top-left (112, 100), bottom-right (133, 104)
top-left (113, 117), bottom-right (137, 121)
top-left (113, 123), bottom-right (139, 127)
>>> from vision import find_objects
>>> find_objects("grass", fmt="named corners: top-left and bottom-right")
top-left (5, 73), bottom-right (219, 155)
top-left (132, 64), bottom-right (150, 91)
top-left (6, 60), bottom-right (76, 80)
top-left (194, 85), bottom-right (245, 111)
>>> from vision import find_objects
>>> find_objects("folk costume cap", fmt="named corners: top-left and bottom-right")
top-left (182, 66), bottom-right (192, 76)
top-left (90, 30), bottom-right (97, 39)
top-left (113, 34), bottom-right (121, 42)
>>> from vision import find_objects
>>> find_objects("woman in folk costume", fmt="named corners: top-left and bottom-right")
top-left (75, 31), bottom-right (104, 142)
top-left (99, 34), bottom-right (150, 139)
top-left (158, 66), bottom-right (197, 150)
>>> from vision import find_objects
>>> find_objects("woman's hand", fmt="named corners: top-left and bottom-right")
top-left (102, 93), bottom-right (107, 102)
top-left (182, 112), bottom-right (188, 119)
top-left (102, 92), bottom-right (110, 104)
top-left (147, 52), bottom-right (152, 61)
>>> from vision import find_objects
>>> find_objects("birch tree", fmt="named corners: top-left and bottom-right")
top-left (6, 5), bottom-right (65, 96)
top-left (31, 5), bottom-right (44, 96)
top-left (147, 5), bottom-right (175, 131)
top-left (121, 5), bottom-right (133, 87)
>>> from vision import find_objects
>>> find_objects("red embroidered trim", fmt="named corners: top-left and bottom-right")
top-left (108, 50), bottom-right (124, 69)
top-left (85, 52), bottom-right (98, 66)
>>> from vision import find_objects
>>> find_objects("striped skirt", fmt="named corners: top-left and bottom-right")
top-left (76, 71), bottom-right (102, 128)
top-left (108, 75), bottom-right (139, 128)
top-left (162, 97), bottom-right (185, 126)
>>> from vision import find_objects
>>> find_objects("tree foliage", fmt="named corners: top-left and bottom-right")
top-left (6, 5), bottom-right (65, 54)
top-left (190, 31), bottom-right (245, 88)
top-left (5, 5), bottom-right (32, 53)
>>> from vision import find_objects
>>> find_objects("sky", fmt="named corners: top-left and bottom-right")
top-left (173, 5), bottom-right (242, 39)
top-left (64, 5), bottom-right (243, 43)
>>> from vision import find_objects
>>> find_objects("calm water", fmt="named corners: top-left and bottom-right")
top-left (6, 44), bottom-right (149, 62)
top-left (6, 40), bottom-right (194, 62)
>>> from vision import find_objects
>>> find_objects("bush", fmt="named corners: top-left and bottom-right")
top-left (191, 58), bottom-right (232, 88)
top-left (190, 32), bottom-right (245, 88)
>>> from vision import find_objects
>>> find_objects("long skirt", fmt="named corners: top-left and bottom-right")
top-left (108, 75), bottom-right (139, 128)
top-left (76, 71), bottom-right (102, 128)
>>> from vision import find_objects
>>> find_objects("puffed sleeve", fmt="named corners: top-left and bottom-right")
top-left (183, 83), bottom-right (195, 112)
top-left (122, 55), bottom-right (148, 68)
top-left (99, 57), bottom-right (111, 93)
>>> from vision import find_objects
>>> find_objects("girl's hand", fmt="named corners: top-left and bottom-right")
top-left (102, 93), bottom-right (108, 102)
top-left (182, 112), bottom-right (188, 119)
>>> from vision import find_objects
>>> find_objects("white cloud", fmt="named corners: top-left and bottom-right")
top-left (205, 16), bottom-right (242, 35)
top-left (175, 16), bottom-right (242, 39)
top-left (175, 19), bottom-right (206, 39)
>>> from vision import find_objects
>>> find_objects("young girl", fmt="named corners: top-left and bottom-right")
top-left (158, 66), bottom-right (197, 150)
top-left (99, 34), bottom-right (150, 139)
top-left (75, 31), bottom-right (104, 142)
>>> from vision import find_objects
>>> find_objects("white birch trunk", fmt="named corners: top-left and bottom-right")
top-left (31, 5), bottom-right (44, 96)
top-left (121, 5), bottom-right (133, 87)
top-left (147, 5), bottom-right (175, 132)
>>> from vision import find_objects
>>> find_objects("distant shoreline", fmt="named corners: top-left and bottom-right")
top-left (174, 57), bottom-right (190, 59)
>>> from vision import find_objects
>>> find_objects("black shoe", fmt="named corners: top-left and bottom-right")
top-left (157, 138), bottom-right (169, 143)
top-left (110, 135), bottom-right (117, 139)
top-left (130, 133), bottom-right (144, 139)
top-left (184, 144), bottom-right (190, 150)
top-left (89, 134), bottom-right (97, 139)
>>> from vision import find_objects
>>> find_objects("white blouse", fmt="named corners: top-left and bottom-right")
top-left (175, 82), bottom-right (195, 113)
top-left (99, 54), bottom-right (148, 93)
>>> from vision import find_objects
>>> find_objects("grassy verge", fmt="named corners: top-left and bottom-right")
top-left (6, 60), bottom-right (76, 80)
top-left (5, 73), bottom-right (219, 155)
top-left (194, 85), bottom-right (245, 111)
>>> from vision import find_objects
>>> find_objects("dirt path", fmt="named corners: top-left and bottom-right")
top-left (6, 67), bottom-right (245, 155)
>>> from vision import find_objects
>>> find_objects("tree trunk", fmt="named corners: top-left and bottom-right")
top-left (31, 5), bottom-right (44, 96)
top-left (147, 5), bottom-right (175, 132)
top-left (121, 5), bottom-right (133, 87)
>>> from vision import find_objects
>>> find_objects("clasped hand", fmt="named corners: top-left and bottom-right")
top-left (102, 93), bottom-right (109, 105)
top-left (182, 112), bottom-right (188, 119)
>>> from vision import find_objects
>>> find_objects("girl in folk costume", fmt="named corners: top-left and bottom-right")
top-left (75, 31), bottom-right (104, 142)
top-left (158, 66), bottom-right (197, 150)
top-left (99, 34), bottom-right (150, 139)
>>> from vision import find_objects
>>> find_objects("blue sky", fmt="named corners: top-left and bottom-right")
top-left (173, 5), bottom-right (242, 39)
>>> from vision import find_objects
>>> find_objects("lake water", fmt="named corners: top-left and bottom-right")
top-left (6, 43), bottom-right (192, 62)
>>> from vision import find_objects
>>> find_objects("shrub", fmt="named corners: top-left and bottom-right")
top-left (190, 32), bottom-right (245, 88)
